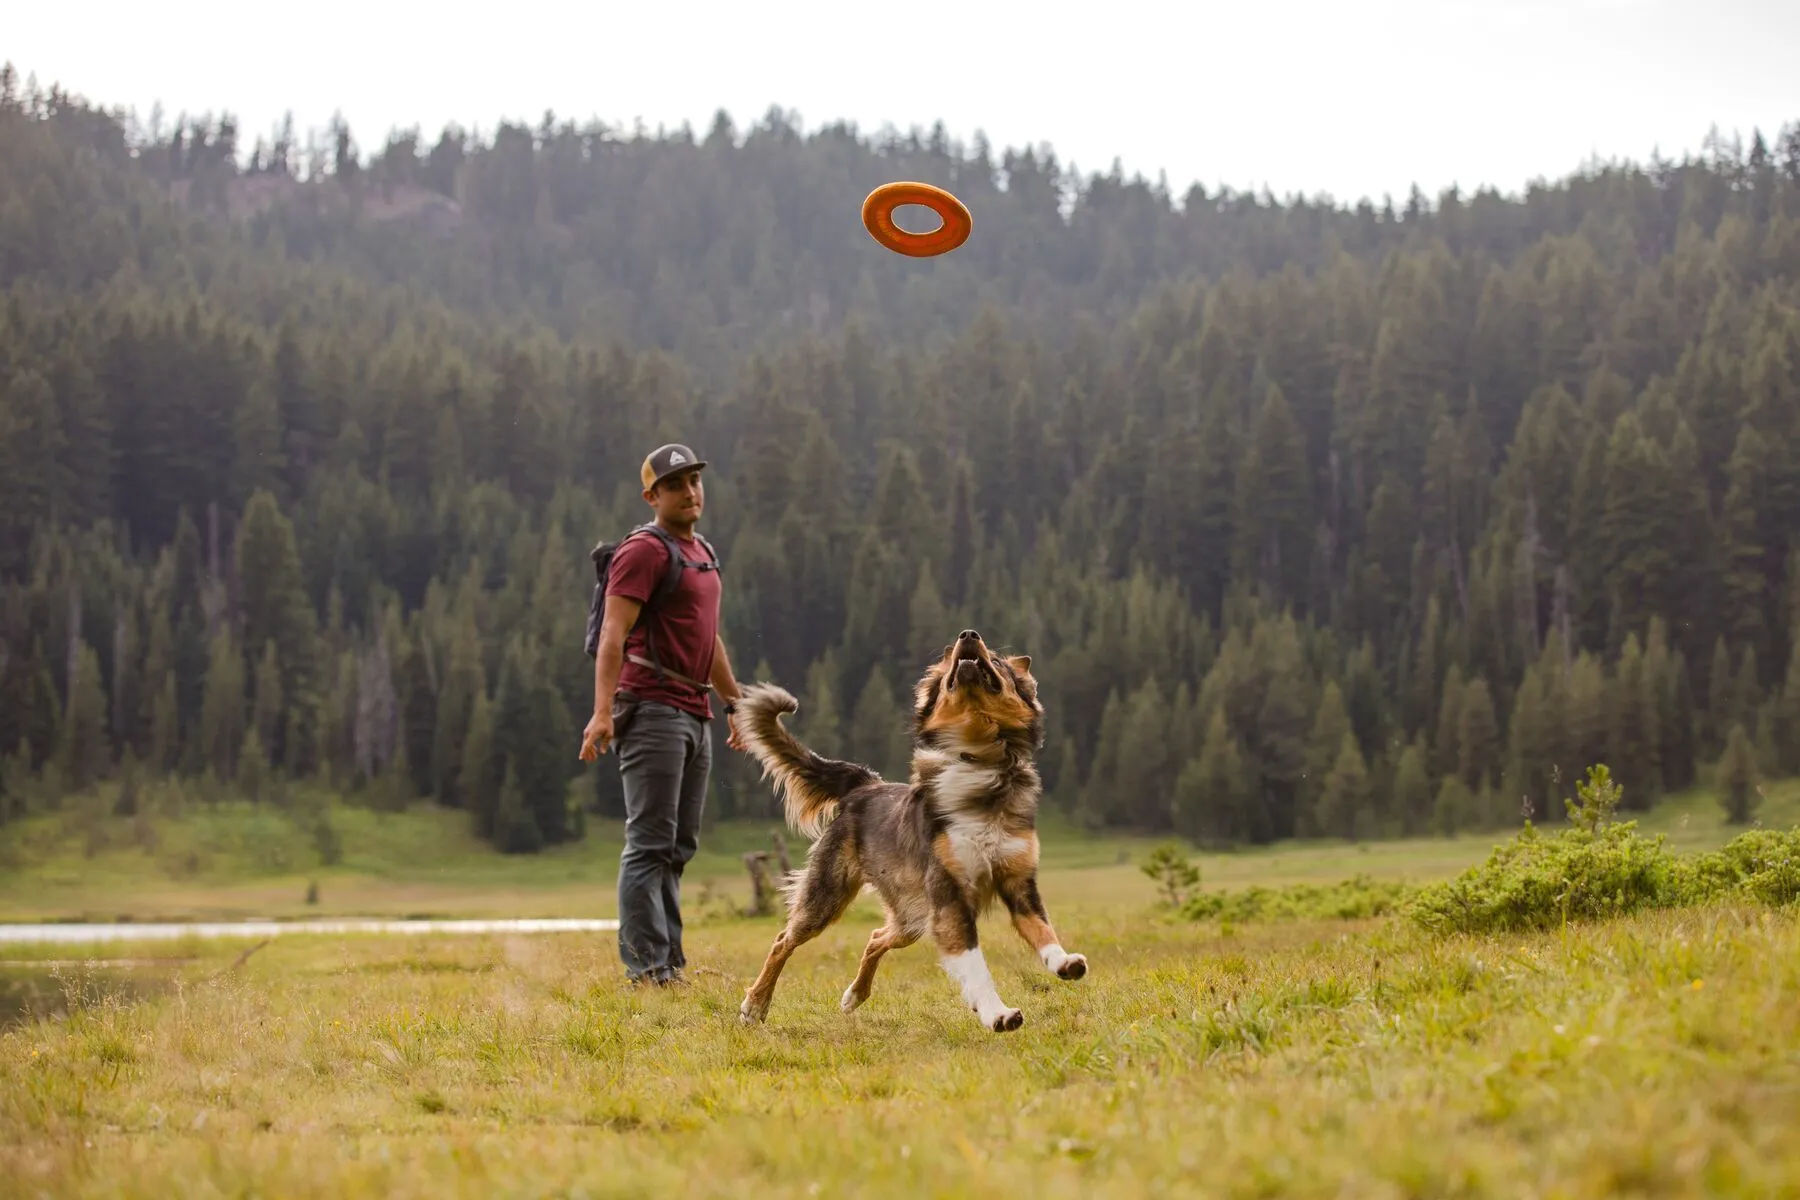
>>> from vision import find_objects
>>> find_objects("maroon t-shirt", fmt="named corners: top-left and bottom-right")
top-left (606, 528), bottom-right (721, 721)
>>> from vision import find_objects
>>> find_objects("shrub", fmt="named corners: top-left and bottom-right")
top-left (1673, 828), bottom-right (1800, 908)
top-left (1140, 842), bottom-right (1201, 907)
top-left (1406, 764), bottom-right (1800, 936)
top-left (1406, 767), bottom-right (1675, 935)
top-left (1181, 875), bottom-right (1415, 923)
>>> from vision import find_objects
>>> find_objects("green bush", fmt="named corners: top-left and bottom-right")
top-left (1674, 829), bottom-right (1800, 908)
top-left (1181, 875), bottom-right (1415, 923)
top-left (1406, 765), bottom-right (1800, 936)
top-left (1404, 816), bottom-right (1676, 935)
top-left (1165, 764), bottom-right (1800, 937)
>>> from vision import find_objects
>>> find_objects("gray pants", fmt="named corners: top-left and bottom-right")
top-left (614, 700), bottom-right (712, 982)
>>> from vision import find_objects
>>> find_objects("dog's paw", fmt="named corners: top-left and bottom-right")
top-left (1056, 953), bottom-right (1088, 981)
top-left (840, 985), bottom-right (867, 1014)
top-left (988, 1007), bottom-right (1024, 1033)
top-left (738, 998), bottom-right (766, 1026)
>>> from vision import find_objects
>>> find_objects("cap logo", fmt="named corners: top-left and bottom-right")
top-left (668, 450), bottom-right (686, 465)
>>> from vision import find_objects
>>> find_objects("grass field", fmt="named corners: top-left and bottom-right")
top-left (3, 779), bottom-right (1799, 1196)
top-left (4, 776), bottom-right (1796, 924)
top-left (4, 889), bottom-right (1800, 1195)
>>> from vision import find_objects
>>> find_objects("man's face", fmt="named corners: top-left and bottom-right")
top-left (646, 468), bottom-right (704, 524)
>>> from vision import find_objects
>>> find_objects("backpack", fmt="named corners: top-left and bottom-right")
top-left (584, 524), bottom-right (721, 680)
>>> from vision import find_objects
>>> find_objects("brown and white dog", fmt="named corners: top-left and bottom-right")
top-left (733, 629), bottom-right (1087, 1032)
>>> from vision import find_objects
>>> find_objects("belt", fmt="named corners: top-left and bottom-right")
top-left (627, 652), bottom-right (712, 693)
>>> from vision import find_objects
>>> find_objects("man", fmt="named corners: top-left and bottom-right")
top-left (580, 443), bottom-right (747, 986)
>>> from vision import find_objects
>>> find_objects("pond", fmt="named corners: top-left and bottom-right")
top-left (0, 961), bottom-right (172, 1030)
top-left (0, 918), bottom-right (623, 1030)
top-left (0, 918), bottom-right (620, 945)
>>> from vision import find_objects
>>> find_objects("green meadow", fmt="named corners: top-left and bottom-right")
top-left (3, 778), bottom-right (1799, 1197)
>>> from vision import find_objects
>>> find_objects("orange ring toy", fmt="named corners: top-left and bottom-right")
top-left (861, 181), bottom-right (972, 258)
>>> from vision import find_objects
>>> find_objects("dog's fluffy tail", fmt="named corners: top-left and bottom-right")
top-left (733, 683), bottom-right (879, 839)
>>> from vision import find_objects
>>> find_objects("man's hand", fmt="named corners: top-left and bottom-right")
top-left (580, 709), bottom-right (615, 761)
top-left (711, 635), bottom-right (750, 754)
top-left (585, 593), bottom-right (639, 763)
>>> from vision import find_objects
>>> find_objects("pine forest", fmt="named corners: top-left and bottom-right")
top-left (4, 63), bottom-right (1800, 854)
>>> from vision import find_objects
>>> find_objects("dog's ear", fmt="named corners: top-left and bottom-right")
top-left (913, 663), bottom-right (944, 721)
top-left (1006, 654), bottom-right (1032, 675)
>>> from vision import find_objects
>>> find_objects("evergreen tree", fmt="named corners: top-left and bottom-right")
top-left (432, 606), bottom-right (485, 806)
top-left (251, 639), bottom-right (283, 756)
top-left (1432, 664), bottom-right (1466, 781)
top-left (1706, 635), bottom-right (1736, 753)
top-left (234, 490), bottom-right (321, 772)
top-left (492, 762), bottom-right (544, 854)
top-left (799, 651), bottom-right (845, 756)
top-left (237, 726), bottom-right (270, 803)
top-left (1315, 731), bottom-right (1370, 839)
top-left (1565, 652), bottom-right (1611, 785)
top-left (198, 627), bottom-right (246, 781)
top-left (398, 626), bottom-right (437, 799)
top-left (492, 637), bottom-right (576, 844)
top-left (1232, 385), bottom-right (1313, 609)
top-left (1301, 680), bottom-right (1352, 829)
top-left (1391, 737), bottom-right (1433, 836)
top-left (1719, 722), bottom-right (1760, 825)
top-left (905, 563), bottom-right (951, 672)
top-left (1433, 774), bottom-right (1476, 836)
top-left (849, 667), bottom-right (907, 781)
top-left (1778, 638), bottom-right (1800, 777)
top-left (1457, 676), bottom-right (1501, 793)
top-left (1175, 707), bottom-right (1254, 844)
top-left (58, 639), bottom-right (110, 793)
top-left (464, 689), bottom-right (499, 839)
top-left (1608, 634), bottom-right (1661, 807)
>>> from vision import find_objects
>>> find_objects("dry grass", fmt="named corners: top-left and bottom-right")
top-left (4, 867), bottom-right (1799, 1197)
top-left (4, 778), bottom-right (1798, 1195)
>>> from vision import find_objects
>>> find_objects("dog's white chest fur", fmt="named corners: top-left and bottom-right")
top-left (943, 813), bottom-right (1028, 883)
top-left (930, 755), bottom-right (997, 806)
top-left (920, 743), bottom-right (1032, 886)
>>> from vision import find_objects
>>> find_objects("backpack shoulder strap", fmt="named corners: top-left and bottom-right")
top-left (630, 523), bottom-right (688, 612)
top-left (586, 525), bottom-right (698, 663)
top-left (619, 523), bottom-right (712, 692)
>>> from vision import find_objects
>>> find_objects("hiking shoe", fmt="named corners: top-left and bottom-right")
top-left (627, 968), bottom-right (688, 989)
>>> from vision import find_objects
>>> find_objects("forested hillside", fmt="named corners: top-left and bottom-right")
top-left (3, 62), bottom-right (1800, 853)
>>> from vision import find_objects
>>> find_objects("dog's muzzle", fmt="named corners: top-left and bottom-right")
top-left (950, 631), bottom-right (999, 690)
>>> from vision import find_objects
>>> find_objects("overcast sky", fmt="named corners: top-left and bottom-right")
top-left (8, 0), bottom-right (1797, 207)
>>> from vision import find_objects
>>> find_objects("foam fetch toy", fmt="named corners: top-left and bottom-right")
top-left (861, 181), bottom-right (972, 258)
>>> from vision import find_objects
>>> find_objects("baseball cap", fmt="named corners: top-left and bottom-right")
top-left (641, 443), bottom-right (708, 490)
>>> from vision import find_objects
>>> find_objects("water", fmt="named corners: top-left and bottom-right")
top-left (0, 963), bottom-right (169, 1030)
top-left (0, 918), bottom-right (623, 1029)
top-left (0, 918), bottom-right (620, 946)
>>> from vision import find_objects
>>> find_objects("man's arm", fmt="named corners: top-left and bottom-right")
top-left (710, 634), bottom-right (747, 751)
top-left (580, 593), bottom-right (642, 760)
top-left (596, 593), bottom-right (643, 711)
